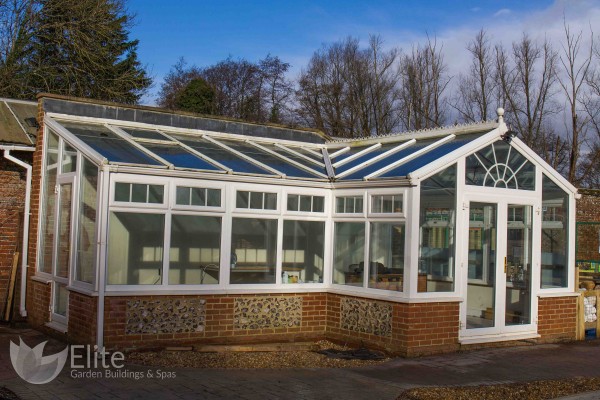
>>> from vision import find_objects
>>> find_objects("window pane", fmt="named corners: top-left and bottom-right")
top-left (541, 175), bottom-right (569, 288)
top-left (465, 141), bottom-right (535, 190)
top-left (336, 197), bottom-right (345, 213)
top-left (55, 183), bottom-right (72, 278)
top-left (382, 196), bottom-right (393, 213)
top-left (313, 196), bottom-right (324, 213)
top-left (418, 164), bottom-right (456, 292)
top-left (148, 185), bottom-right (164, 203)
top-left (282, 221), bottom-right (325, 283)
top-left (372, 196), bottom-right (382, 213)
top-left (333, 222), bottom-right (365, 287)
top-left (169, 215), bottom-right (221, 284)
top-left (299, 195), bottom-right (311, 212)
top-left (191, 187), bottom-right (206, 206)
top-left (230, 218), bottom-right (277, 284)
top-left (131, 183), bottom-right (146, 202)
top-left (53, 283), bottom-right (68, 316)
top-left (287, 194), bottom-right (299, 211)
top-left (115, 182), bottom-right (130, 202)
top-left (76, 158), bottom-right (98, 283)
top-left (207, 189), bottom-right (221, 207)
top-left (236, 191), bottom-right (249, 208)
top-left (344, 198), bottom-right (354, 213)
top-left (250, 192), bottom-right (263, 209)
top-left (176, 186), bottom-right (190, 205)
top-left (368, 222), bottom-right (405, 291)
top-left (108, 213), bottom-right (164, 285)
top-left (62, 143), bottom-right (77, 173)
top-left (265, 193), bottom-right (277, 210)
top-left (371, 194), bottom-right (402, 214)
top-left (355, 197), bottom-right (364, 213)
top-left (39, 131), bottom-right (59, 273)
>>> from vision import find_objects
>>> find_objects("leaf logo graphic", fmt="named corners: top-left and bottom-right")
top-left (10, 337), bottom-right (68, 384)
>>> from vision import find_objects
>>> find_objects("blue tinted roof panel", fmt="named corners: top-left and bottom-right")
top-left (59, 121), bottom-right (161, 165)
top-left (143, 143), bottom-right (221, 171)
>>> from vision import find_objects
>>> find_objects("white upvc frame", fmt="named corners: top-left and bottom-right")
top-left (110, 174), bottom-right (169, 210)
top-left (170, 180), bottom-right (226, 213)
top-left (274, 143), bottom-right (325, 167)
top-left (246, 140), bottom-right (328, 179)
top-left (458, 189), bottom-right (540, 341)
top-left (367, 187), bottom-right (408, 218)
top-left (332, 143), bottom-right (381, 169)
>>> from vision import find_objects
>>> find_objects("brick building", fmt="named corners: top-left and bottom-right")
top-left (18, 94), bottom-right (580, 356)
top-left (576, 189), bottom-right (600, 272)
top-left (0, 99), bottom-right (37, 322)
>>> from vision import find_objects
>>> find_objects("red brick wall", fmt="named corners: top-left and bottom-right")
top-left (538, 296), bottom-right (577, 341)
top-left (326, 294), bottom-right (459, 356)
top-left (0, 153), bottom-right (31, 320)
top-left (576, 190), bottom-right (600, 263)
top-left (103, 293), bottom-right (328, 351)
top-left (68, 292), bottom-right (97, 345)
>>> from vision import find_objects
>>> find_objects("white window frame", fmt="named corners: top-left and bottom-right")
top-left (110, 174), bottom-right (169, 210)
top-left (231, 183), bottom-right (281, 215)
top-left (171, 181), bottom-right (225, 213)
top-left (367, 188), bottom-right (407, 218)
top-left (333, 190), bottom-right (367, 217)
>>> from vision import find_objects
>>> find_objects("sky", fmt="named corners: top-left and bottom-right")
top-left (127, 0), bottom-right (600, 105)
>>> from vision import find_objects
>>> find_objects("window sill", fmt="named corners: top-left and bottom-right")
top-left (459, 332), bottom-right (540, 345)
top-left (31, 275), bottom-right (52, 284)
top-left (537, 291), bottom-right (580, 298)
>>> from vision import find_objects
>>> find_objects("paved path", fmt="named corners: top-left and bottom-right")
top-left (2, 325), bottom-right (600, 399)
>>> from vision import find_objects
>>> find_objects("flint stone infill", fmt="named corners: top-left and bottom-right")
top-left (126, 298), bottom-right (206, 334)
top-left (234, 297), bottom-right (302, 330)
top-left (340, 297), bottom-right (392, 337)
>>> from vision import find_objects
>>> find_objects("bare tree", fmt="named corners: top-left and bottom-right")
top-left (556, 21), bottom-right (594, 184)
top-left (398, 35), bottom-right (451, 131)
top-left (495, 34), bottom-right (560, 158)
top-left (295, 36), bottom-right (403, 138)
top-left (157, 57), bottom-right (202, 109)
top-left (451, 29), bottom-right (499, 123)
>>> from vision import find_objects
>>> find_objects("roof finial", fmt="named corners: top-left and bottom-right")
top-left (497, 107), bottom-right (505, 124)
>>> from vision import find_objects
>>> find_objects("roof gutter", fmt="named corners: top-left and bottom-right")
top-left (0, 145), bottom-right (35, 318)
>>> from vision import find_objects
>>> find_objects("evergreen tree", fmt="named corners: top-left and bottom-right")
top-left (27, 0), bottom-right (150, 103)
top-left (173, 78), bottom-right (215, 115)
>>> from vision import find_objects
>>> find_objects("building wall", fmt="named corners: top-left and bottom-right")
top-left (0, 152), bottom-right (32, 321)
top-left (25, 101), bottom-right (51, 332)
top-left (538, 296), bottom-right (577, 341)
top-left (576, 190), bottom-right (600, 263)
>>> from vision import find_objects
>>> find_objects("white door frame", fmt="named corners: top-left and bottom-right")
top-left (459, 189), bottom-right (540, 342)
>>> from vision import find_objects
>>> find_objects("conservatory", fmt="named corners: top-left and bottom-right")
top-left (27, 95), bottom-right (578, 356)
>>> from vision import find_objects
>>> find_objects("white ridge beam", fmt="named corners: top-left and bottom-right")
top-left (202, 135), bottom-right (284, 177)
top-left (364, 134), bottom-right (456, 180)
top-left (329, 146), bottom-right (350, 159)
top-left (158, 130), bottom-right (232, 173)
top-left (246, 140), bottom-right (328, 178)
top-left (274, 143), bottom-right (325, 167)
top-left (332, 143), bottom-right (381, 168)
top-left (336, 139), bottom-right (416, 180)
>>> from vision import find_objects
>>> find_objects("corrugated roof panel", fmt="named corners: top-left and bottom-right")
top-left (7, 102), bottom-right (38, 139)
top-left (58, 121), bottom-right (161, 165)
top-left (0, 102), bottom-right (30, 144)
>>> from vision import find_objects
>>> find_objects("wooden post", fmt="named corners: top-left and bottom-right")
top-left (3, 252), bottom-right (19, 322)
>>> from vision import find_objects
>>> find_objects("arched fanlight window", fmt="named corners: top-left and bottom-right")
top-left (465, 141), bottom-right (535, 190)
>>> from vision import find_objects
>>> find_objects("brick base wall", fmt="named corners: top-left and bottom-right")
top-left (104, 293), bottom-right (328, 351)
top-left (538, 296), bottom-right (577, 342)
top-left (24, 290), bottom-right (578, 355)
top-left (0, 154), bottom-right (31, 321)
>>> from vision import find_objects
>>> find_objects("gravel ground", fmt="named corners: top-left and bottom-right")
top-left (396, 377), bottom-right (600, 400)
top-left (127, 340), bottom-right (390, 369)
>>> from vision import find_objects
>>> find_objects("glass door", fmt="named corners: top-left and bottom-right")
top-left (462, 198), bottom-right (536, 338)
top-left (51, 179), bottom-right (74, 326)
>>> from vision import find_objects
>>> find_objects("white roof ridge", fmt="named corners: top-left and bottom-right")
top-left (326, 120), bottom-right (499, 144)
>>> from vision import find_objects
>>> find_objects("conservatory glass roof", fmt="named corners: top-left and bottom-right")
top-left (49, 116), bottom-right (496, 182)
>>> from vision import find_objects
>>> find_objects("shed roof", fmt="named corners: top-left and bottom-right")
top-left (0, 98), bottom-right (37, 146)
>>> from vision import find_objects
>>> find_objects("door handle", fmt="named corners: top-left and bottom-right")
top-left (504, 257), bottom-right (507, 274)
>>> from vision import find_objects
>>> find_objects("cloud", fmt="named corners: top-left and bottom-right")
top-left (494, 8), bottom-right (512, 17)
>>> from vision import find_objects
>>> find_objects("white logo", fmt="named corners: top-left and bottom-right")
top-left (10, 337), bottom-right (68, 384)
